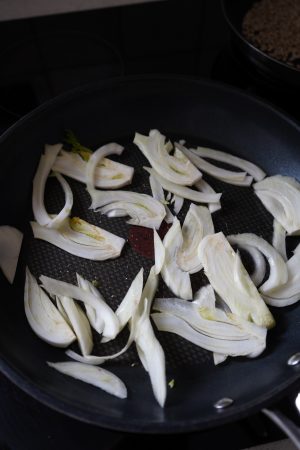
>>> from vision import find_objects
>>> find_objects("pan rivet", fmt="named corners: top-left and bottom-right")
top-left (214, 397), bottom-right (234, 410)
top-left (287, 353), bottom-right (300, 366)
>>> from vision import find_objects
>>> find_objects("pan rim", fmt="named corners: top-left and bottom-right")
top-left (1, 74), bottom-right (300, 432)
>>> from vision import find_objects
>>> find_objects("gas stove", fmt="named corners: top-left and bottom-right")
top-left (0, 2), bottom-right (299, 449)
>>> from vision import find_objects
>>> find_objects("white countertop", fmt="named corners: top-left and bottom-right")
top-left (0, 0), bottom-right (161, 21)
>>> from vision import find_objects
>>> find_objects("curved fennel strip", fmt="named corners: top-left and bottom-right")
top-left (227, 233), bottom-right (288, 294)
top-left (76, 274), bottom-right (104, 334)
top-left (254, 175), bottom-right (300, 234)
top-left (31, 217), bottom-right (125, 261)
top-left (154, 229), bottom-right (165, 275)
top-left (145, 167), bottom-right (221, 204)
top-left (190, 145), bottom-right (266, 181)
top-left (177, 204), bottom-right (214, 274)
top-left (114, 268), bottom-right (144, 330)
top-left (53, 150), bottom-right (134, 189)
top-left (40, 275), bottom-right (120, 341)
top-left (152, 313), bottom-right (266, 358)
top-left (153, 297), bottom-right (266, 344)
top-left (133, 297), bottom-right (166, 407)
top-left (67, 266), bottom-right (158, 366)
top-left (57, 296), bottom-right (93, 356)
top-left (172, 194), bottom-right (184, 215)
top-left (24, 268), bottom-right (76, 347)
top-left (0, 226), bottom-right (23, 283)
top-left (178, 144), bottom-right (252, 186)
top-left (272, 219), bottom-right (287, 261)
top-left (263, 249), bottom-right (300, 306)
top-left (86, 143), bottom-right (124, 191)
top-left (134, 129), bottom-right (201, 186)
top-left (194, 179), bottom-right (221, 213)
top-left (237, 243), bottom-right (266, 287)
top-left (198, 232), bottom-right (275, 328)
top-left (149, 174), bottom-right (174, 223)
top-left (88, 188), bottom-right (166, 229)
top-left (156, 218), bottom-right (192, 300)
top-left (47, 362), bottom-right (127, 399)
top-left (32, 144), bottom-right (74, 229)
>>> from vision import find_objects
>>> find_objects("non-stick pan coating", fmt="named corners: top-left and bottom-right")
top-left (0, 76), bottom-right (300, 433)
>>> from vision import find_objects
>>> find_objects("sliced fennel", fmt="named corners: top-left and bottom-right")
top-left (149, 174), bottom-right (174, 223)
top-left (194, 179), bottom-right (221, 213)
top-left (152, 313), bottom-right (266, 358)
top-left (76, 274), bottom-right (104, 334)
top-left (189, 145), bottom-right (266, 181)
top-left (57, 296), bottom-right (93, 355)
top-left (53, 150), bottom-right (134, 189)
top-left (31, 217), bottom-right (125, 260)
top-left (177, 143), bottom-right (253, 186)
top-left (24, 268), bottom-right (76, 347)
top-left (67, 266), bottom-right (157, 366)
top-left (156, 218), bottom-right (192, 300)
top-left (177, 204), bottom-right (214, 274)
top-left (172, 194), bottom-right (184, 215)
top-left (227, 233), bottom-right (288, 294)
top-left (134, 129), bottom-right (201, 186)
top-left (153, 296), bottom-right (266, 358)
top-left (0, 226), bottom-right (23, 283)
top-left (88, 188), bottom-right (166, 229)
top-left (86, 142), bottom-right (125, 191)
top-left (153, 229), bottom-right (165, 275)
top-left (272, 219), bottom-right (287, 261)
top-left (32, 144), bottom-right (74, 229)
top-left (133, 297), bottom-right (166, 407)
top-left (47, 361), bottom-right (127, 399)
top-left (198, 232), bottom-right (275, 328)
top-left (145, 167), bottom-right (221, 204)
top-left (263, 249), bottom-right (300, 306)
top-left (254, 175), bottom-right (300, 234)
top-left (114, 268), bottom-right (144, 330)
top-left (236, 243), bottom-right (267, 287)
top-left (40, 275), bottom-right (120, 341)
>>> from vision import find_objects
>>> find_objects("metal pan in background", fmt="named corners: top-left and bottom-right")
top-left (0, 76), bottom-right (300, 439)
top-left (222, 0), bottom-right (300, 90)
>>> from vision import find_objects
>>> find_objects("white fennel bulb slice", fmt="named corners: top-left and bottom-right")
top-left (88, 188), bottom-right (166, 230)
top-left (177, 143), bottom-right (252, 186)
top-left (47, 361), bottom-right (127, 399)
top-left (31, 217), bottom-right (125, 261)
top-left (57, 296), bottom-right (93, 356)
top-left (177, 204), bottom-right (214, 274)
top-left (145, 167), bottom-right (221, 204)
top-left (32, 144), bottom-right (73, 229)
top-left (272, 219), bottom-right (287, 261)
top-left (40, 275), bottom-right (119, 341)
top-left (190, 145), bottom-right (265, 181)
top-left (198, 232), bottom-right (275, 328)
top-left (156, 218), bottom-right (192, 300)
top-left (53, 148), bottom-right (134, 189)
top-left (24, 268), bottom-right (75, 347)
top-left (227, 233), bottom-right (288, 294)
top-left (134, 129), bottom-right (201, 186)
top-left (254, 175), bottom-right (300, 234)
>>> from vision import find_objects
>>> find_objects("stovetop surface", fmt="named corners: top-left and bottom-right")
top-left (0, 1), bottom-right (299, 449)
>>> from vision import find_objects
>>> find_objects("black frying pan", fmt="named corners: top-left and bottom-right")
top-left (0, 76), bottom-right (300, 437)
top-left (222, 0), bottom-right (300, 90)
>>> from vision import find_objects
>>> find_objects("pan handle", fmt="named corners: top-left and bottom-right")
top-left (263, 407), bottom-right (300, 449)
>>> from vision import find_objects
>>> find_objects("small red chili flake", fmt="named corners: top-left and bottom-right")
top-left (128, 221), bottom-right (171, 259)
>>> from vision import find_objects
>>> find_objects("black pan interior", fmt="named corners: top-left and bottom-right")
top-left (0, 76), bottom-right (300, 433)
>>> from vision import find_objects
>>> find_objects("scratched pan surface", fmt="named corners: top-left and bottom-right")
top-left (0, 76), bottom-right (300, 433)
